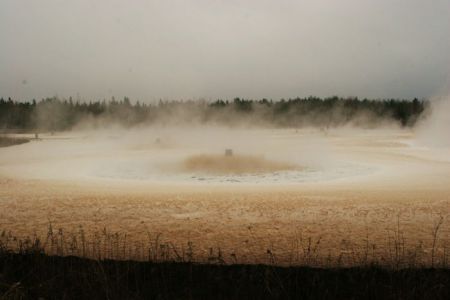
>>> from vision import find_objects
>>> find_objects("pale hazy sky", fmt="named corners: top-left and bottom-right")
top-left (1, 0), bottom-right (449, 102)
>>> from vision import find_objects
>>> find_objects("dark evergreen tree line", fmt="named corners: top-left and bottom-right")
top-left (0, 96), bottom-right (426, 131)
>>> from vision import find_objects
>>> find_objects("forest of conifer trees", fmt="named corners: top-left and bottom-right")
top-left (0, 96), bottom-right (426, 131)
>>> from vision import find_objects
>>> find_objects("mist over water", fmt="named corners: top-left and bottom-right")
top-left (0, 1), bottom-right (450, 272)
top-left (0, 124), bottom-right (435, 189)
top-left (0, 126), bottom-right (350, 184)
top-left (416, 95), bottom-right (450, 147)
top-left (0, 94), bottom-right (448, 188)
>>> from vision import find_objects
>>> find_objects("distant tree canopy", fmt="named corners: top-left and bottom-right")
top-left (0, 96), bottom-right (427, 131)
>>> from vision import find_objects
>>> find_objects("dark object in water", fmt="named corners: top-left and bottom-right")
top-left (225, 149), bottom-right (233, 156)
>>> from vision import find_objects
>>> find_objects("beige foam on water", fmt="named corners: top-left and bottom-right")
top-left (182, 153), bottom-right (300, 175)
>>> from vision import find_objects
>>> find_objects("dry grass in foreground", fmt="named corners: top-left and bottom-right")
top-left (1, 216), bottom-right (449, 268)
top-left (1, 224), bottom-right (449, 299)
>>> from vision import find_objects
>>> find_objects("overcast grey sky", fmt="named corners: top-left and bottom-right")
top-left (1, 0), bottom-right (449, 102)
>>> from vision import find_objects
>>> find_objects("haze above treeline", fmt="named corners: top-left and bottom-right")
top-left (0, 96), bottom-right (425, 131)
top-left (1, 1), bottom-right (449, 101)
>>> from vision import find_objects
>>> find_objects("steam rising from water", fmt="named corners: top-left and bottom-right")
top-left (0, 127), bottom-right (377, 185)
top-left (417, 96), bottom-right (450, 147)
top-left (1, 104), bottom-right (450, 187)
